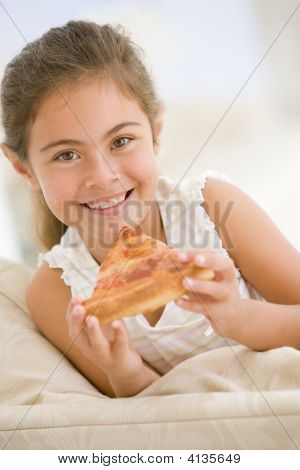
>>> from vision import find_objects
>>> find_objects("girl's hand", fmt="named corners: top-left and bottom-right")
top-left (174, 249), bottom-right (246, 340)
top-left (66, 297), bottom-right (144, 379)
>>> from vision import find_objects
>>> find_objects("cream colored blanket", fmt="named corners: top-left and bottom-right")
top-left (0, 257), bottom-right (299, 449)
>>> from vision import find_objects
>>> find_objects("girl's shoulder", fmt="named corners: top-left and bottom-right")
top-left (157, 169), bottom-right (232, 205)
top-left (37, 227), bottom-right (99, 300)
top-left (26, 258), bottom-right (72, 330)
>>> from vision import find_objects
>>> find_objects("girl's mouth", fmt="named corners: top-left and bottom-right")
top-left (81, 188), bottom-right (134, 216)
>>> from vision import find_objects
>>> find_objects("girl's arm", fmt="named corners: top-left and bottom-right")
top-left (237, 299), bottom-right (300, 350)
top-left (202, 177), bottom-right (300, 306)
top-left (108, 362), bottom-right (160, 397)
top-left (174, 177), bottom-right (300, 351)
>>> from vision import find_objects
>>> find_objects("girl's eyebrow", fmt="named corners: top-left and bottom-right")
top-left (39, 121), bottom-right (142, 152)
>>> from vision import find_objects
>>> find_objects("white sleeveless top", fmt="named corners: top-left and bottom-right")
top-left (38, 170), bottom-right (264, 374)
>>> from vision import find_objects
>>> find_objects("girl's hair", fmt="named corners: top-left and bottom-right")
top-left (0, 20), bottom-right (163, 251)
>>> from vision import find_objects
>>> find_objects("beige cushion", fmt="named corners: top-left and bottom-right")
top-left (0, 256), bottom-right (300, 450)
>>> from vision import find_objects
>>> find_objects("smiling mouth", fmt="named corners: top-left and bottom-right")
top-left (81, 188), bottom-right (134, 210)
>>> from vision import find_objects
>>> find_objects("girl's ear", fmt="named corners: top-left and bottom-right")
top-left (0, 144), bottom-right (40, 191)
top-left (154, 105), bottom-right (164, 138)
top-left (153, 105), bottom-right (165, 154)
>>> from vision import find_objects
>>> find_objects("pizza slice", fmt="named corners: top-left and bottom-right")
top-left (83, 225), bottom-right (214, 324)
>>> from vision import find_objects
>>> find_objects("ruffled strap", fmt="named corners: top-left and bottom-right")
top-left (157, 169), bottom-right (232, 259)
top-left (37, 227), bottom-right (99, 300)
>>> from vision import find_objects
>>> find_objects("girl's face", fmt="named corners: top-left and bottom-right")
top-left (26, 78), bottom-right (164, 257)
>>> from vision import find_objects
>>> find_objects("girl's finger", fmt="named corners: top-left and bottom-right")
top-left (68, 303), bottom-right (86, 338)
top-left (67, 304), bottom-right (90, 351)
top-left (100, 324), bottom-right (116, 342)
top-left (175, 296), bottom-right (208, 315)
top-left (175, 248), bottom-right (216, 263)
top-left (183, 278), bottom-right (229, 300)
top-left (111, 320), bottom-right (130, 355)
top-left (66, 296), bottom-right (84, 323)
top-left (174, 249), bottom-right (236, 282)
top-left (85, 315), bottom-right (110, 356)
top-left (193, 252), bottom-right (237, 282)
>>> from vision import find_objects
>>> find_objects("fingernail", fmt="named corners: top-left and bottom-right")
top-left (178, 252), bottom-right (188, 261)
top-left (86, 316), bottom-right (94, 328)
top-left (72, 296), bottom-right (82, 306)
top-left (112, 320), bottom-right (120, 329)
top-left (73, 305), bottom-right (84, 317)
top-left (183, 277), bottom-right (194, 288)
top-left (195, 254), bottom-right (206, 265)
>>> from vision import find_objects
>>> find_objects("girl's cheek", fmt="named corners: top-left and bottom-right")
top-left (42, 178), bottom-right (77, 204)
top-left (39, 180), bottom-right (78, 225)
top-left (131, 160), bottom-right (156, 186)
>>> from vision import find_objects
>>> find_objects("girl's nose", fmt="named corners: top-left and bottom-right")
top-left (84, 153), bottom-right (120, 189)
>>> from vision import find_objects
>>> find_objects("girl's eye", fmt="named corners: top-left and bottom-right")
top-left (55, 151), bottom-right (79, 162)
top-left (54, 137), bottom-right (132, 162)
top-left (111, 136), bottom-right (133, 150)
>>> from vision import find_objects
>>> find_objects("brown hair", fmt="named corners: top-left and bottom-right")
top-left (0, 20), bottom-right (163, 251)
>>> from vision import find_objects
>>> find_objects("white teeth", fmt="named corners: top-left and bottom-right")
top-left (87, 193), bottom-right (126, 209)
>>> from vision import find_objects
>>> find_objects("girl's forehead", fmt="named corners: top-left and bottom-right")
top-left (37, 79), bottom-right (141, 120)
top-left (28, 79), bottom-right (148, 152)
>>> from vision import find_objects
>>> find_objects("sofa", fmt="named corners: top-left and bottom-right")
top-left (0, 255), bottom-right (300, 450)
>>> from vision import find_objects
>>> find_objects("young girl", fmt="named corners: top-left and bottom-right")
top-left (1, 20), bottom-right (300, 399)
